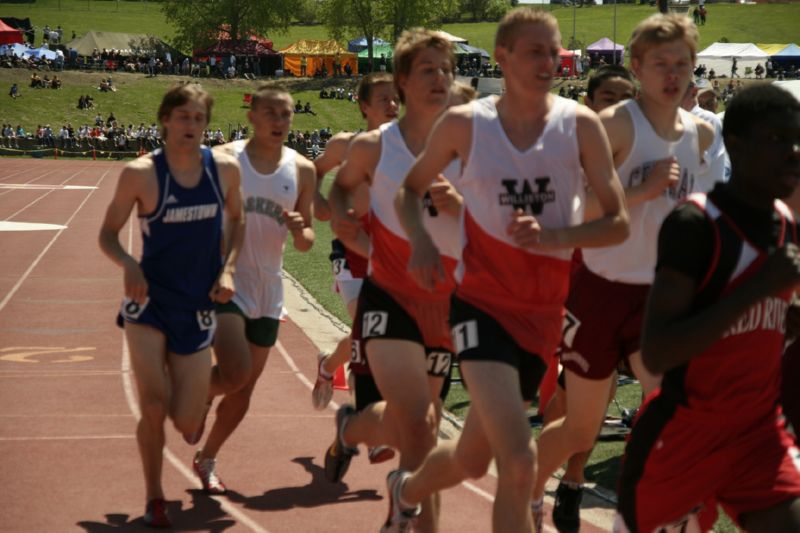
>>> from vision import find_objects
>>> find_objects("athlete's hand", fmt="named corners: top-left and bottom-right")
top-left (758, 244), bottom-right (800, 295)
top-left (408, 233), bottom-right (446, 292)
top-left (331, 208), bottom-right (361, 242)
top-left (313, 189), bottom-right (332, 222)
top-left (210, 270), bottom-right (235, 303)
top-left (507, 209), bottom-right (556, 250)
top-left (283, 209), bottom-right (306, 234)
top-left (429, 174), bottom-right (462, 217)
top-left (641, 157), bottom-right (680, 201)
top-left (122, 257), bottom-right (148, 304)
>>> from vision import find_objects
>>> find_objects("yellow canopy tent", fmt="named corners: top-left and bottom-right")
top-left (280, 39), bottom-right (357, 77)
top-left (758, 43), bottom-right (789, 55)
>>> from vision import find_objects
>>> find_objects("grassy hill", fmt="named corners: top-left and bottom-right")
top-left (1, 0), bottom-right (799, 55)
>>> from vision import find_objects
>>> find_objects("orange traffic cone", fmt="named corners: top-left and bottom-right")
top-left (92, 147), bottom-right (96, 160)
top-left (53, 147), bottom-right (58, 160)
top-left (333, 365), bottom-right (349, 391)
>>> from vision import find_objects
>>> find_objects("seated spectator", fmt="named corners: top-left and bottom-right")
top-left (9, 83), bottom-right (19, 99)
top-left (85, 94), bottom-right (94, 108)
top-left (295, 101), bottom-right (303, 113)
top-left (319, 88), bottom-right (328, 99)
top-left (303, 102), bottom-right (316, 116)
top-left (41, 75), bottom-right (51, 89)
top-left (213, 128), bottom-right (225, 145)
top-left (106, 112), bottom-right (116, 127)
top-left (226, 65), bottom-right (236, 79)
top-left (78, 94), bottom-right (86, 109)
top-left (94, 113), bottom-right (104, 126)
top-left (51, 75), bottom-right (61, 89)
top-left (30, 73), bottom-right (41, 88)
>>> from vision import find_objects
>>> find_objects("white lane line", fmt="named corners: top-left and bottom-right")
top-left (0, 168), bottom-right (111, 314)
top-left (119, 221), bottom-right (269, 533)
top-left (0, 184), bottom-right (98, 190)
top-left (0, 221), bottom-right (66, 231)
top-left (0, 434), bottom-right (134, 441)
top-left (4, 167), bottom-right (91, 221)
top-left (0, 167), bottom-right (61, 197)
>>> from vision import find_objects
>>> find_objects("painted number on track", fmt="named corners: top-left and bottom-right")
top-left (0, 346), bottom-right (96, 363)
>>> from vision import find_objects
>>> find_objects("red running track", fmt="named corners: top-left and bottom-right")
top-left (0, 159), bottom-right (611, 532)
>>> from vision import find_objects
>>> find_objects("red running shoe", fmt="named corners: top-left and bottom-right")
top-left (143, 498), bottom-right (171, 528)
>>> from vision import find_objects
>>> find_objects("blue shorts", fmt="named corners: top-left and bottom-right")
top-left (116, 297), bottom-right (216, 355)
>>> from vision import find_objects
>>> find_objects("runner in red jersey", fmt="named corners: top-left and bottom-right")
top-left (384, 9), bottom-right (629, 533)
top-left (616, 83), bottom-right (800, 533)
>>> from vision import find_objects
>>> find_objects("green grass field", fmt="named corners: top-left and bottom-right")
top-left (1, 0), bottom-right (799, 56)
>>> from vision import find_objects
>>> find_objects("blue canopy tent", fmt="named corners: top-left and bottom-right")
top-left (347, 36), bottom-right (391, 53)
top-left (772, 43), bottom-right (800, 70)
top-left (24, 45), bottom-right (57, 60)
top-left (456, 42), bottom-right (490, 60)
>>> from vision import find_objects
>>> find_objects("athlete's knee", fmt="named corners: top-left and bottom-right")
top-left (139, 397), bottom-right (168, 426)
top-left (218, 362), bottom-right (252, 394)
top-left (563, 417), bottom-right (601, 452)
top-left (496, 447), bottom-right (535, 490)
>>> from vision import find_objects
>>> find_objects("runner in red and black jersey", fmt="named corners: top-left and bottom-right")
top-left (616, 83), bottom-right (800, 533)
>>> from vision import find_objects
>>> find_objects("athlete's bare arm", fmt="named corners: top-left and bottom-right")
top-left (397, 105), bottom-right (471, 291)
top-left (212, 151), bottom-right (244, 303)
top-left (313, 132), bottom-right (354, 221)
top-left (286, 155), bottom-right (316, 252)
top-left (508, 107), bottom-right (629, 251)
top-left (329, 130), bottom-right (380, 251)
top-left (98, 157), bottom-right (157, 304)
top-left (582, 103), bottom-right (679, 220)
top-left (692, 114), bottom-right (715, 163)
top-left (643, 243), bottom-right (800, 374)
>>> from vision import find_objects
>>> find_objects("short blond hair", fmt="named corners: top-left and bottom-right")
top-left (495, 7), bottom-right (560, 52)
top-left (393, 28), bottom-right (455, 104)
top-left (629, 13), bottom-right (699, 62)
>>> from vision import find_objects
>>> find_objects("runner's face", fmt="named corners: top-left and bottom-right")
top-left (736, 110), bottom-right (800, 200)
top-left (362, 82), bottom-right (399, 128)
top-left (399, 46), bottom-right (453, 110)
top-left (248, 94), bottom-right (293, 143)
top-left (496, 22), bottom-right (560, 95)
top-left (586, 77), bottom-right (635, 112)
top-left (632, 40), bottom-right (694, 107)
top-left (162, 100), bottom-right (207, 146)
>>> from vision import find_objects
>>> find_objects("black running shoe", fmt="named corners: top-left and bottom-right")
top-left (324, 404), bottom-right (359, 483)
top-left (552, 482), bottom-right (583, 533)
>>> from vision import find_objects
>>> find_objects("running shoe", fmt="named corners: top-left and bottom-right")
top-left (368, 445), bottom-right (396, 464)
top-left (183, 401), bottom-right (211, 445)
top-left (193, 451), bottom-right (227, 495)
top-left (312, 352), bottom-right (334, 411)
top-left (324, 404), bottom-right (359, 483)
top-left (552, 482), bottom-right (583, 533)
top-left (381, 469), bottom-right (421, 533)
top-left (143, 498), bottom-right (171, 528)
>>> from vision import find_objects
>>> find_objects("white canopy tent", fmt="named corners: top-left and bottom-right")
top-left (697, 42), bottom-right (768, 77)
top-left (773, 80), bottom-right (800, 102)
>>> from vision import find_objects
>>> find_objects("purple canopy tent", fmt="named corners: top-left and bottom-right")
top-left (586, 37), bottom-right (625, 65)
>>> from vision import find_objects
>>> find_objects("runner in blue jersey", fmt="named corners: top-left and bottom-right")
top-left (99, 83), bottom-right (244, 528)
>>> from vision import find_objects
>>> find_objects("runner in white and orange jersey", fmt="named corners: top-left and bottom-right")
top-left (533, 14), bottom-right (714, 531)
top-left (325, 28), bottom-right (461, 533)
top-left (310, 72), bottom-right (399, 415)
top-left (383, 9), bottom-right (629, 533)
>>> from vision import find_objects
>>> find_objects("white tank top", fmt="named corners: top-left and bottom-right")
top-left (230, 140), bottom-right (299, 319)
top-left (368, 121), bottom-right (461, 299)
top-left (582, 99), bottom-right (702, 284)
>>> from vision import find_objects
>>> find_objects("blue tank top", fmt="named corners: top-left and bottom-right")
top-left (139, 147), bottom-right (224, 311)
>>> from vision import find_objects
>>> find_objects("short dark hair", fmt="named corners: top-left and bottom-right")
top-left (586, 65), bottom-right (634, 100)
top-left (250, 84), bottom-right (291, 110)
top-left (723, 83), bottom-right (800, 140)
top-left (157, 82), bottom-right (213, 139)
top-left (357, 72), bottom-right (394, 118)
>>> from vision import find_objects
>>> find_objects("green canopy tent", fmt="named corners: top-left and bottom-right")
top-left (357, 43), bottom-right (394, 73)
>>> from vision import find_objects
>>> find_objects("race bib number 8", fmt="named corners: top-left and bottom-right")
top-left (120, 297), bottom-right (149, 320)
top-left (196, 309), bottom-right (217, 331)
top-left (351, 339), bottom-right (365, 365)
